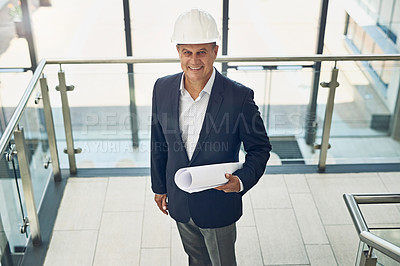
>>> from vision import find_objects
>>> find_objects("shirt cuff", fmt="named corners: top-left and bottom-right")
top-left (237, 177), bottom-right (244, 192)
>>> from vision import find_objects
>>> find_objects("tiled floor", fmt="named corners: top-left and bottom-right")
top-left (43, 172), bottom-right (400, 266)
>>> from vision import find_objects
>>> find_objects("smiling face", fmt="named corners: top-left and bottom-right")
top-left (177, 43), bottom-right (219, 89)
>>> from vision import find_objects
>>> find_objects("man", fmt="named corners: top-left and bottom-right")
top-left (151, 9), bottom-right (271, 266)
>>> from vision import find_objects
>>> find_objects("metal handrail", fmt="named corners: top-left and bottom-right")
top-left (0, 59), bottom-right (46, 157)
top-left (1, 54), bottom-right (400, 161)
top-left (46, 54), bottom-right (400, 64)
top-left (343, 193), bottom-right (400, 263)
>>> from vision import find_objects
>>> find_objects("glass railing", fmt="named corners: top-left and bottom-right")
top-left (0, 55), bottom-right (400, 263)
top-left (367, 228), bottom-right (400, 265)
top-left (0, 60), bottom-right (51, 263)
top-left (357, 239), bottom-right (400, 266)
top-left (314, 60), bottom-right (400, 165)
top-left (344, 193), bottom-right (400, 266)
top-left (227, 59), bottom-right (400, 166)
top-left (47, 63), bottom-right (172, 169)
top-left (30, 55), bottom-right (400, 168)
top-left (16, 80), bottom-right (53, 209)
top-left (0, 142), bottom-right (28, 263)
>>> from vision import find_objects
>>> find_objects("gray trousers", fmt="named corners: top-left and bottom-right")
top-left (176, 219), bottom-right (237, 266)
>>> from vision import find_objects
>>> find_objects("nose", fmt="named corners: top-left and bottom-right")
top-left (190, 53), bottom-right (201, 64)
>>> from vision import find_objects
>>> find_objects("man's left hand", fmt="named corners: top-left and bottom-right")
top-left (214, 173), bottom-right (240, 193)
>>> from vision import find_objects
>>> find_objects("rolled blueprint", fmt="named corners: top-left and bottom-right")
top-left (174, 162), bottom-right (243, 193)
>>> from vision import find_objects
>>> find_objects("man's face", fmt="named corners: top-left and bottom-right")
top-left (177, 43), bottom-right (219, 85)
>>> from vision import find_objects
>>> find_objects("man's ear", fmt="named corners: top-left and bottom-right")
top-left (213, 45), bottom-right (219, 57)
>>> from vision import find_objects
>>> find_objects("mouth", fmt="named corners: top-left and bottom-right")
top-left (188, 66), bottom-right (203, 71)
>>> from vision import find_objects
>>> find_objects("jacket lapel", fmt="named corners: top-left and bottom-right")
top-left (188, 70), bottom-right (224, 165)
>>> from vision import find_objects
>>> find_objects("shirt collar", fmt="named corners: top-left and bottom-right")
top-left (180, 68), bottom-right (216, 97)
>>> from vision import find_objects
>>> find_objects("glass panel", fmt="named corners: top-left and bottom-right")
top-left (381, 61), bottom-right (394, 85)
top-left (370, 45), bottom-right (384, 77)
top-left (316, 60), bottom-right (400, 164)
top-left (356, 241), bottom-right (400, 266)
top-left (229, 67), bottom-right (312, 135)
top-left (16, 81), bottom-right (53, 209)
top-left (371, 228), bottom-right (400, 247)
top-left (0, 143), bottom-right (27, 256)
top-left (369, 228), bottom-right (400, 266)
top-left (39, 59), bottom-right (400, 168)
top-left (227, 64), bottom-right (314, 165)
top-left (355, 240), bottom-right (365, 266)
top-left (44, 63), bottom-right (182, 168)
top-left (0, 211), bottom-right (8, 258)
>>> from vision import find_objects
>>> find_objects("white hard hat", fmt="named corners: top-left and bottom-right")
top-left (171, 9), bottom-right (220, 44)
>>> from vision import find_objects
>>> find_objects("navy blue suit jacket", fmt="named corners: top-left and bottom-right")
top-left (151, 69), bottom-right (271, 228)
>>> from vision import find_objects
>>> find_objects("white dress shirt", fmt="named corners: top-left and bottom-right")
top-left (178, 69), bottom-right (244, 192)
top-left (179, 69), bottom-right (215, 160)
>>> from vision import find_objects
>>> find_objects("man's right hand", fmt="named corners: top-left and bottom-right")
top-left (154, 194), bottom-right (168, 215)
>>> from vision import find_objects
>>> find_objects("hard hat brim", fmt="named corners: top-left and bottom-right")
top-left (172, 39), bottom-right (219, 45)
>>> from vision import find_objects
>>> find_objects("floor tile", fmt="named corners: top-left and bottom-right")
top-left (284, 174), bottom-right (310, 193)
top-left (44, 230), bottom-right (98, 266)
top-left (236, 226), bottom-right (263, 266)
top-left (306, 173), bottom-right (388, 225)
top-left (359, 204), bottom-right (400, 225)
top-left (325, 224), bottom-right (359, 266)
top-left (291, 193), bottom-right (329, 244)
top-left (103, 176), bottom-right (146, 212)
top-left (379, 172), bottom-right (400, 192)
top-left (140, 248), bottom-right (170, 266)
top-left (141, 195), bottom-right (171, 248)
top-left (54, 178), bottom-right (108, 230)
top-left (250, 175), bottom-right (292, 209)
top-left (43, 172), bottom-right (400, 266)
top-left (306, 244), bottom-right (337, 266)
top-left (254, 209), bottom-right (309, 265)
top-left (93, 212), bottom-right (143, 266)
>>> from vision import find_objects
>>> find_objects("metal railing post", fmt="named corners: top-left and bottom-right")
top-left (56, 69), bottom-right (78, 174)
top-left (317, 66), bottom-right (339, 172)
top-left (14, 126), bottom-right (42, 246)
top-left (359, 249), bottom-right (377, 266)
top-left (39, 75), bottom-right (61, 181)
top-left (221, 0), bottom-right (229, 76)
